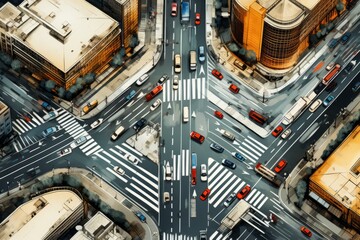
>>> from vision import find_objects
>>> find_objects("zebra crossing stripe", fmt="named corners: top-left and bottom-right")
top-left (182, 152), bottom-right (185, 176)
top-left (85, 145), bottom-right (102, 156)
top-left (213, 177), bottom-right (240, 208)
top-left (121, 143), bottom-right (143, 157)
top-left (12, 121), bottom-right (25, 133)
top-left (177, 155), bottom-right (181, 180)
top-left (257, 196), bottom-right (268, 209)
top-left (197, 78), bottom-right (201, 99)
top-left (178, 80), bottom-right (182, 101)
top-left (202, 77), bottom-right (206, 99)
top-left (244, 138), bottom-right (266, 153)
top-left (106, 167), bottom-right (128, 183)
top-left (187, 78), bottom-right (191, 100)
top-left (32, 112), bottom-right (45, 124)
top-left (132, 177), bottom-right (157, 196)
top-left (253, 193), bottom-right (265, 207)
top-left (185, 149), bottom-right (189, 176)
top-left (249, 190), bottom-right (261, 204)
top-left (129, 182), bottom-right (158, 206)
top-left (245, 188), bottom-right (257, 202)
top-left (173, 155), bottom-right (177, 181)
top-left (247, 136), bottom-right (268, 150)
top-left (125, 187), bottom-right (159, 212)
top-left (183, 79), bottom-right (187, 100)
top-left (16, 119), bottom-right (30, 132)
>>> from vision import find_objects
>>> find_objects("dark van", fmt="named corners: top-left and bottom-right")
top-left (249, 110), bottom-right (267, 125)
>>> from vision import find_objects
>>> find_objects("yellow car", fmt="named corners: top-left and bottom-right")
top-left (83, 100), bottom-right (98, 114)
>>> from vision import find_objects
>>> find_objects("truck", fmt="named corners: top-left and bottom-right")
top-left (219, 200), bottom-right (251, 232)
top-left (322, 63), bottom-right (341, 85)
top-left (181, 2), bottom-right (190, 23)
top-left (282, 97), bottom-right (307, 125)
top-left (254, 163), bottom-right (282, 187)
top-left (191, 153), bottom-right (197, 185)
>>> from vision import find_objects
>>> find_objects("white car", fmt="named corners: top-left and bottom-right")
top-left (90, 118), bottom-right (103, 129)
top-left (173, 75), bottom-right (179, 90)
top-left (281, 129), bottom-right (292, 139)
top-left (164, 192), bottom-right (170, 202)
top-left (326, 62), bottom-right (335, 71)
top-left (165, 161), bottom-right (172, 181)
top-left (114, 166), bottom-right (125, 175)
top-left (150, 99), bottom-right (162, 111)
top-left (127, 155), bottom-right (139, 165)
top-left (43, 110), bottom-right (59, 121)
top-left (60, 147), bottom-right (72, 156)
top-left (136, 74), bottom-right (149, 86)
top-left (200, 164), bottom-right (207, 181)
top-left (70, 135), bottom-right (88, 148)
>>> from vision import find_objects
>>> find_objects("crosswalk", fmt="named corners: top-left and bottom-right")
top-left (162, 233), bottom-right (200, 240)
top-left (208, 158), bottom-right (268, 209)
top-left (162, 77), bottom-right (206, 102)
top-left (171, 149), bottom-right (190, 181)
top-left (12, 111), bottom-right (45, 135)
top-left (236, 136), bottom-right (268, 163)
top-left (94, 142), bottom-right (159, 213)
top-left (209, 230), bottom-right (232, 240)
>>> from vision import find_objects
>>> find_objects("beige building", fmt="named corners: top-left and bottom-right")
top-left (0, 0), bottom-right (121, 90)
top-left (0, 100), bottom-right (11, 139)
top-left (0, 190), bottom-right (84, 240)
top-left (231, 0), bottom-right (343, 70)
top-left (309, 126), bottom-right (360, 232)
top-left (88, 0), bottom-right (140, 51)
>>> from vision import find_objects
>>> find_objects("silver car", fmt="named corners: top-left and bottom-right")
top-left (70, 135), bottom-right (88, 148)
top-left (173, 75), bottom-right (179, 90)
top-left (221, 129), bottom-right (235, 141)
top-left (223, 192), bottom-right (236, 207)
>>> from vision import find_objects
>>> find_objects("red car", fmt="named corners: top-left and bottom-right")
top-left (22, 114), bottom-right (32, 122)
top-left (272, 126), bottom-right (283, 137)
top-left (171, 3), bottom-right (177, 16)
top-left (214, 111), bottom-right (223, 119)
top-left (200, 188), bottom-right (211, 201)
top-left (237, 184), bottom-right (251, 199)
top-left (190, 131), bottom-right (205, 144)
top-left (145, 85), bottom-right (163, 102)
top-left (300, 226), bottom-right (312, 237)
top-left (195, 13), bottom-right (200, 25)
top-left (212, 69), bottom-right (223, 80)
top-left (274, 159), bottom-right (287, 173)
top-left (229, 84), bottom-right (240, 94)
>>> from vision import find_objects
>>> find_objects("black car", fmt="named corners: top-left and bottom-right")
top-left (210, 143), bottom-right (224, 153)
top-left (157, 74), bottom-right (169, 85)
top-left (345, 63), bottom-right (354, 73)
top-left (325, 81), bottom-right (337, 92)
top-left (222, 159), bottom-right (236, 169)
top-left (314, 83), bottom-right (325, 94)
top-left (133, 118), bottom-right (147, 132)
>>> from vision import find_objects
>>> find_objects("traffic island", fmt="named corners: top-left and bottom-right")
top-left (126, 125), bottom-right (160, 164)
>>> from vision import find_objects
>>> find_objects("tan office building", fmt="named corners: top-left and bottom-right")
top-left (231, 0), bottom-right (342, 69)
top-left (0, 101), bottom-right (11, 139)
top-left (0, 0), bottom-right (121, 90)
top-left (309, 126), bottom-right (360, 232)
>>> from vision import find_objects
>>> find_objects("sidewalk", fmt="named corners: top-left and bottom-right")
top-left (58, 0), bottom-right (164, 119)
top-left (278, 95), bottom-right (360, 240)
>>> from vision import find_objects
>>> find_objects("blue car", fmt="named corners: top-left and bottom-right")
top-left (232, 152), bottom-right (246, 161)
top-left (126, 90), bottom-right (136, 100)
top-left (210, 143), bottom-right (224, 153)
top-left (42, 125), bottom-right (60, 137)
top-left (135, 211), bottom-right (146, 222)
top-left (323, 95), bottom-right (334, 107)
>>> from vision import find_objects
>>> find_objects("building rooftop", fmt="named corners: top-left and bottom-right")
top-left (0, 190), bottom-right (82, 240)
top-left (310, 125), bottom-right (360, 217)
top-left (0, 100), bottom-right (8, 114)
top-left (0, 0), bottom-right (118, 72)
top-left (296, 0), bottom-right (320, 10)
top-left (267, 0), bottom-right (303, 23)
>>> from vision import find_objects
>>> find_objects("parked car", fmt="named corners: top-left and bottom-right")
top-left (60, 147), bottom-right (72, 156)
top-left (237, 184), bottom-right (251, 199)
top-left (229, 84), bottom-right (240, 94)
top-left (114, 166), bottom-right (125, 175)
top-left (210, 143), bottom-right (224, 153)
top-left (274, 159), bottom-right (287, 173)
top-left (157, 74), bottom-right (169, 85)
top-left (136, 73), bottom-right (149, 86)
top-left (195, 13), bottom-right (200, 25)
top-left (126, 90), bottom-right (136, 100)
top-left (198, 46), bottom-right (205, 63)
top-left (133, 118), bottom-right (147, 132)
top-left (199, 188), bottom-right (211, 201)
top-left (42, 125), bottom-right (61, 137)
top-left (212, 69), bottom-right (223, 80)
top-left (150, 99), bottom-right (162, 111)
top-left (90, 118), bottom-right (103, 129)
top-left (223, 192), bottom-right (236, 207)
top-left (221, 129), bottom-right (235, 141)
top-left (173, 75), bottom-right (179, 90)
top-left (43, 110), bottom-right (59, 121)
top-left (83, 100), bottom-right (98, 114)
top-left (300, 226), bottom-right (312, 237)
top-left (222, 159), bottom-right (236, 169)
top-left (70, 135), bottom-right (88, 148)
top-left (281, 129), bottom-right (292, 139)
top-left (272, 126), bottom-right (283, 137)
top-left (135, 212), bottom-right (146, 222)
top-left (200, 164), bottom-right (207, 182)
top-left (214, 110), bottom-right (223, 119)
top-left (323, 95), bottom-right (335, 107)
top-left (232, 152), bottom-right (246, 161)
top-left (190, 131), bottom-right (205, 144)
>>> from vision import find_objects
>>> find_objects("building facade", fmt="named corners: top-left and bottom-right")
top-left (309, 126), bottom-right (360, 232)
top-left (231, 0), bottom-right (342, 70)
top-left (0, 101), bottom-right (11, 140)
top-left (0, 0), bottom-right (121, 90)
top-left (87, 0), bottom-right (140, 51)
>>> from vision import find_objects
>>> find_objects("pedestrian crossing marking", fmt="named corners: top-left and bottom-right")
top-left (162, 77), bottom-right (206, 102)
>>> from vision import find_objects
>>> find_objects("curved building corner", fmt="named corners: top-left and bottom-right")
top-left (230, 0), bottom-right (342, 71)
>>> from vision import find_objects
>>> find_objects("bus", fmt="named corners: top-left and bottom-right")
top-left (191, 153), bottom-right (197, 185)
top-left (249, 110), bottom-right (267, 125)
top-left (254, 163), bottom-right (282, 186)
top-left (181, 2), bottom-right (190, 23)
top-left (322, 64), bottom-right (341, 85)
